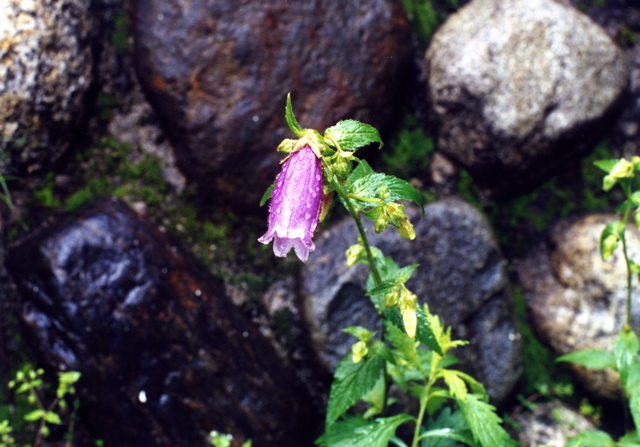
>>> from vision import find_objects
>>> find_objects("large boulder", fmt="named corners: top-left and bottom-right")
top-left (6, 199), bottom-right (316, 447)
top-left (424, 0), bottom-right (628, 197)
top-left (0, 0), bottom-right (95, 175)
top-left (301, 198), bottom-right (522, 403)
top-left (131, 0), bottom-right (414, 210)
top-left (517, 214), bottom-right (640, 400)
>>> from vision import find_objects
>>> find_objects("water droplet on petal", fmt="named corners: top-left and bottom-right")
top-left (305, 212), bottom-right (311, 220)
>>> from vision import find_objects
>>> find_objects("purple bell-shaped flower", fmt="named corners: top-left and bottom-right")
top-left (258, 145), bottom-right (323, 262)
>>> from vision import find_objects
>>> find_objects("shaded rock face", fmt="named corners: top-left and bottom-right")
top-left (6, 199), bottom-right (316, 447)
top-left (517, 214), bottom-right (640, 400)
top-left (131, 0), bottom-right (413, 210)
top-left (515, 401), bottom-right (597, 447)
top-left (424, 0), bottom-right (628, 197)
top-left (0, 0), bottom-right (94, 175)
top-left (302, 198), bottom-right (522, 403)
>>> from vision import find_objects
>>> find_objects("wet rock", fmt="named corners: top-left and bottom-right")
top-left (517, 214), bottom-right (640, 400)
top-left (131, 0), bottom-right (413, 210)
top-left (515, 401), bottom-right (597, 447)
top-left (302, 197), bottom-right (522, 403)
top-left (0, 0), bottom-right (95, 176)
top-left (6, 199), bottom-right (316, 447)
top-left (424, 0), bottom-right (628, 197)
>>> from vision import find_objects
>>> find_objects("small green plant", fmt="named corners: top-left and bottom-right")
top-left (208, 430), bottom-right (252, 447)
top-left (259, 95), bottom-right (516, 446)
top-left (558, 156), bottom-right (640, 446)
top-left (1, 368), bottom-right (81, 447)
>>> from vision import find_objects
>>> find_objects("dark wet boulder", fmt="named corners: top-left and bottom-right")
top-left (5, 198), bottom-right (316, 447)
top-left (131, 0), bottom-right (413, 210)
top-left (301, 198), bottom-right (522, 404)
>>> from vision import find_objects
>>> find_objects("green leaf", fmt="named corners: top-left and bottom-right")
top-left (342, 326), bottom-right (377, 342)
top-left (615, 328), bottom-right (640, 387)
top-left (556, 349), bottom-right (615, 370)
top-left (600, 221), bottom-right (625, 261)
top-left (565, 430), bottom-right (616, 447)
top-left (349, 160), bottom-right (375, 183)
top-left (44, 411), bottom-right (62, 424)
top-left (450, 370), bottom-right (487, 396)
top-left (421, 407), bottom-right (473, 447)
top-left (416, 305), bottom-right (442, 355)
top-left (384, 319), bottom-right (420, 368)
top-left (593, 159), bottom-right (619, 173)
top-left (420, 428), bottom-right (475, 447)
top-left (259, 183), bottom-right (275, 207)
top-left (324, 120), bottom-right (383, 153)
top-left (24, 409), bottom-right (45, 421)
top-left (317, 414), bottom-right (412, 447)
top-left (285, 93), bottom-right (304, 137)
top-left (458, 394), bottom-right (516, 447)
top-left (326, 353), bottom-right (385, 426)
top-left (628, 364), bottom-right (640, 439)
top-left (316, 415), bottom-right (369, 446)
top-left (440, 369), bottom-right (468, 400)
top-left (350, 173), bottom-right (424, 210)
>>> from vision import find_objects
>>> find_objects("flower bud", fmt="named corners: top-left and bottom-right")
top-left (351, 340), bottom-right (369, 364)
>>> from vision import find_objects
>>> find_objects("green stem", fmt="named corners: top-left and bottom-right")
top-left (411, 354), bottom-right (441, 447)
top-left (622, 181), bottom-right (634, 330)
top-left (330, 177), bottom-right (382, 286)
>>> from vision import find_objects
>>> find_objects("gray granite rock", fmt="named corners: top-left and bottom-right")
top-left (302, 197), bottom-right (522, 403)
top-left (0, 0), bottom-right (95, 175)
top-left (424, 0), bottom-right (628, 197)
top-left (515, 401), bottom-right (597, 447)
top-left (517, 214), bottom-right (640, 400)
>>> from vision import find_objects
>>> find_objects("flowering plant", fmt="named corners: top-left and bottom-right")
top-left (558, 157), bottom-right (640, 446)
top-left (260, 95), bottom-right (516, 447)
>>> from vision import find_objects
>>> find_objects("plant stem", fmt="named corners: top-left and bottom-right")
top-left (622, 181), bottom-right (634, 329)
top-left (411, 354), bottom-right (441, 447)
top-left (330, 177), bottom-right (382, 286)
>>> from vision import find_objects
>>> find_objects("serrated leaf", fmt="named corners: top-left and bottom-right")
top-left (416, 305), bottom-right (442, 355)
top-left (450, 370), bottom-right (487, 396)
top-left (440, 369), bottom-right (468, 400)
top-left (324, 120), bottom-right (383, 153)
top-left (285, 93), bottom-right (304, 137)
top-left (565, 430), bottom-right (616, 447)
top-left (420, 428), bottom-right (475, 447)
top-left (556, 349), bottom-right (616, 370)
top-left (316, 415), bottom-right (369, 447)
top-left (421, 407), bottom-right (473, 447)
top-left (350, 173), bottom-right (424, 210)
top-left (458, 394), bottom-right (516, 447)
top-left (326, 353), bottom-right (385, 426)
top-left (384, 319), bottom-right (420, 368)
top-left (349, 160), bottom-right (375, 184)
top-left (259, 183), bottom-right (275, 207)
top-left (321, 414), bottom-right (413, 447)
top-left (615, 328), bottom-right (640, 387)
top-left (593, 159), bottom-right (619, 173)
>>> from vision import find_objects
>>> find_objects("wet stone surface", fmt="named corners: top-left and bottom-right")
top-left (131, 0), bottom-right (414, 211)
top-left (6, 198), bottom-right (316, 447)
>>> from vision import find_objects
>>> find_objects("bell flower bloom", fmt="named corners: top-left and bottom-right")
top-left (258, 145), bottom-right (323, 262)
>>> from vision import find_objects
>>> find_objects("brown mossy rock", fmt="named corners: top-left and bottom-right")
top-left (131, 0), bottom-right (414, 210)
